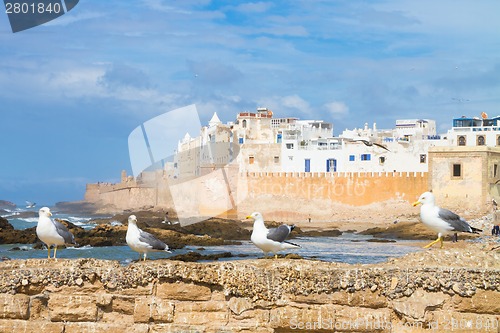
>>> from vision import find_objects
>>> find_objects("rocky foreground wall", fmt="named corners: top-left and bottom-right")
top-left (0, 251), bottom-right (499, 333)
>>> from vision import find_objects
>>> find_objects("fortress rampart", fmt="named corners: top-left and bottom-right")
top-left (0, 258), bottom-right (498, 333)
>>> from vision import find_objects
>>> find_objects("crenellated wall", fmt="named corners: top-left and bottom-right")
top-left (0, 254), bottom-right (498, 333)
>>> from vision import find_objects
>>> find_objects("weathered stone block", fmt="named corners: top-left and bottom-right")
top-left (174, 301), bottom-right (229, 326)
top-left (289, 290), bottom-right (388, 308)
top-left (230, 309), bottom-right (270, 329)
top-left (269, 304), bottom-right (336, 329)
top-left (156, 282), bottom-right (211, 301)
top-left (334, 306), bottom-right (392, 332)
top-left (134, 296), bottom-right (174, 323)
top-left (29, 295), bottom-right (49, 320)
top-left (112, 295), bottom-right (135, 315)
top-left (427, 311), bottom-right (500, 333)
top-left (148, 323), bottom-right (206, 333)
top-left (0, 294), bottom-right (29, 319)
top-left (64, 322), bottom-right (149, 333)
top-left (48, 295), bottom-right (97, 322)
top-left (451, 290), bottom-right (500, 314)
top-left (228, 297), bottom-right (254, 315)
top-left (392, 290), bottom-right (448, 321)
top-left (0, 319), bottom-right (64, 333)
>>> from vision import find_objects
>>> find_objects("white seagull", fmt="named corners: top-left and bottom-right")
top-left (413, 192), bottom-right (482, 248)
top-left (246, 212), bottom-right (300, 259)
top-left (126, 215), bottom-right (171, 261)
top-left (36, 207), bottom-right (76, 259)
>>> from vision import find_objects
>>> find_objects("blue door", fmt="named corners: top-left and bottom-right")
top-left (326, 159), bottom-right (337, 172)
top-left (305, 159), bottom-right (311, 172)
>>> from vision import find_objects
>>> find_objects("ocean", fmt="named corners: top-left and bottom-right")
top-left (1, 207), bottom-right (421, 265)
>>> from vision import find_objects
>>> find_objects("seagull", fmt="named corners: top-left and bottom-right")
top-left (246, 212), bottom-right (300, 259)
top-left (36, 207), bottom-right (76, 259)
top-left (26, 201), bottom-right (36, 209)
top-left (412, 192), bottom-right (482, 248)
top-left (126, 215), bottom-right (171, 261)
top-left (351, 139), bottom-right (390, 152)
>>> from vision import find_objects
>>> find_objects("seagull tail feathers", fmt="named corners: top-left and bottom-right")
top-left (283, 240), bottom-right (300, 249)
top-left (470, 227), bottom-right (482, 234)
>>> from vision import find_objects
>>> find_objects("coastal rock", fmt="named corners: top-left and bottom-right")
top-left (360, 221), bottom-right (478, 240)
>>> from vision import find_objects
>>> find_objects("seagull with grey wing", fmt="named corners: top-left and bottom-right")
top-left (246, 212), bottom-right (300, 259)
top-left (413, 192), bottom-right (482, 248)
top-left (126, 215), bottom-right (171, 261)
top-left (350, 139), bottom-right (390, 152)
top-left (36, 207), bottom-right (76, 259)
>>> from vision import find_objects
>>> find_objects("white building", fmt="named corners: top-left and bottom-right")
top-left (171, 108), bottom-right (500, 178)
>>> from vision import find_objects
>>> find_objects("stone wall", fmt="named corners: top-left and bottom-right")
top-left (0, 257), bottom-right (498, 333)
top-left (84, 171), bottom-right (429, 219)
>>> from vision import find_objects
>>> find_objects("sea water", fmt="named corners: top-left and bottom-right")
top-left (1, 208), bottom-right (421, 265)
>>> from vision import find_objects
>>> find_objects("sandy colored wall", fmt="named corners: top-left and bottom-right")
top-left (0, 258), bottom-right (498, 333)
top-left (237, 172), bottom-right (428, 221)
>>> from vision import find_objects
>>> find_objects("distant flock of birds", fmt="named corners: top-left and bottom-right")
top-left (35, 191), bottom-right (483, 260)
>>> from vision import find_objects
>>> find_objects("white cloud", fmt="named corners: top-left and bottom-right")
top-left (324, 101), bottom-right (349, 119)
top-left (281, 95), bottom-right (311, 113)
top-left (233, 2), bottom-right (273, 14)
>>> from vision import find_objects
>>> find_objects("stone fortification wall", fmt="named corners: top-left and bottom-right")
top-left (238, 171), bottom-right (430, 221)
top-left (0, 252), bottom-right (498, 333)
top-left (84, 172), bottom-right (430, 219)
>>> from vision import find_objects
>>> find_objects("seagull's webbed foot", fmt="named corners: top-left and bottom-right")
top-left (423, 236), bottom-right (443, 249)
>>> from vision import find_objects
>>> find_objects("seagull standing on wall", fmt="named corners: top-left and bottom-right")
top-left (36, 207), bottom-right (76, 259)
top-left (126, 215), bottom-right (171, 261)
top-left (246, 212), bottom-right (300, 259)
top-left (413, 192), bottom-right (482, 248)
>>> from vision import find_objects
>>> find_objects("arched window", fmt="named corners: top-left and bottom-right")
top-left (497, 135), bottom-right (500, 146)
top-left (477, 135), bottom-right (485, 146)
top-left (242, 119), bottom-right (247, 128)
top-left (458, 136), bottom-right (466, 146)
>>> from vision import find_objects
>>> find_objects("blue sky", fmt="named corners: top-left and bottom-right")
top-left (1, 0), bottom-right (499, 206)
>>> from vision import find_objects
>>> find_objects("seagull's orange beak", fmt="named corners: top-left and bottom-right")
top-left (245, 215), bottom-right (253, 220)
top-left (412, 201), bottom-right (421, 207)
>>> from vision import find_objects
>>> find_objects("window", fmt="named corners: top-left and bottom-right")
top-left (286, 143), bottom-right (294, 149)
top-left (420, 154), bottom-right (427, 163)
top-left (239, 137), bottom-right (244, 144)
top-left (361, 154), bottom-right (371, 161)
top-left (379, 156), bottom-right (385, 165)
top-left (477, 135), bottom-right (485, 146)
top-left (277, 133), bottom-right (282, 143)
top-left (349, 155), bottom-right (355, 161)
top-left (242, 119), bottom-right (247, 128)
top-left (458, 136), bottom-right (466, 146)
top-left (497, 135), bottom-right (500, 146)
top-left (494, 164), bottom-right (498, 178)
top-left (452, 163), bottom-right (462, 178)
top-left (274, 156), bottom-right (280, 163)
top-left (249, 156), bottom-right (254, 164)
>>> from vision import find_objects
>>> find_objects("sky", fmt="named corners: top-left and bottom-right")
top-left (0, 0), bottom-right (499, 206)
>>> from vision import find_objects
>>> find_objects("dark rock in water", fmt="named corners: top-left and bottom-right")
top-left (8, 246), bottom-right (29, 251)
top-left (54, 201), bottom-right (101, 215)
top-left (0, 217), bottom-right (14, 230)
top-left (0, 256), bottom-right (11, 261)
top-left (0, 222), bottom-right (37, 244)
top-left (300, 229), bottom-right (342, 237)
top-left (366, 238), bottom-right (397, 243)
top-left (0, 200), bottom-right (16, 210)
top-left (169, 251), bottom-right (233, 262)
top-left (359, 222), bottom-right (469, 240)
top-left (183, 218), bottom-right (251, 240)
